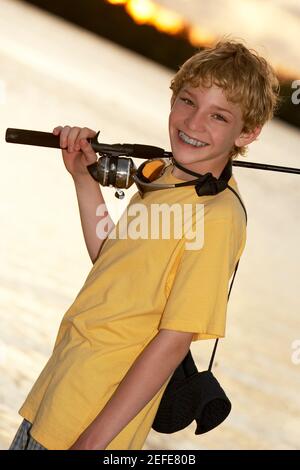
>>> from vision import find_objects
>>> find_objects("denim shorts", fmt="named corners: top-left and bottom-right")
top-left (9, 419), bottom-right (47, 450)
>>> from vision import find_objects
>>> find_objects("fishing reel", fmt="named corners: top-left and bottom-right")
top-left (85, 131), bottom-right (177, 199)
top-left (86, 155), bottom-right (137, 199)
top-left (86, 154), bottom-right (177, 199)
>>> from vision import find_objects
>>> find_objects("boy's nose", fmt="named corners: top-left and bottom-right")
top-left (184, 109), bottom-right (206, 133)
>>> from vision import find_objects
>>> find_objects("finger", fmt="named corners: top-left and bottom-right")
top-left (77, 127), bottom-right (97, 144)
top-left (60, 126), bottom-right (71, 149)
top-left (75, 128), bottom-right (96, 152)
top-left (53, 126), bottom-right (63, 135)
top-left (79, 139), bottom-right (97, 164)
top-left (68, 127), bottom-right (81, 152)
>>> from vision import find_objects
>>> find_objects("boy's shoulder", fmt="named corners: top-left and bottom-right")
top-left (204, 176), bottom-right (246, 225)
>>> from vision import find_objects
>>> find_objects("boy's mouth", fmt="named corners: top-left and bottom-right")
top-left (178, 130), bottom-right (209, 148)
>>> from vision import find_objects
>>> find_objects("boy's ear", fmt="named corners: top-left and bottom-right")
top-left (235, 126), bottom-right (262, 148)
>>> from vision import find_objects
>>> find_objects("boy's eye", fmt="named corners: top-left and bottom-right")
top-left (180, 97), bottom-right (194, 106)
top-left (178, 98), bottom-right (228, 122)
top-left (213, 113), bottom-right (227, 122)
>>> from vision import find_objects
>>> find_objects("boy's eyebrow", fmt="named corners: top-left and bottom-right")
top-left (211, 105), bottom-right (234, 116)
top-left (181, 88), bottom-right (234, 116)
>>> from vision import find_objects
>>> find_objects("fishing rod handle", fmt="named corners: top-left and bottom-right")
top-left (5, 128), bottom-right (166, 159)
top-left (5, 128), bottom-right (61, 149)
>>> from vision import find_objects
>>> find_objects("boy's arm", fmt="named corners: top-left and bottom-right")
top-left (73, 174), bottom-right (115, 264)
top-left (69, 328), bottom-right (194, 450)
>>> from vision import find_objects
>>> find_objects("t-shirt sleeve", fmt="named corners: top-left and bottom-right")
top-left (158, 218), bottom-right (243, 342)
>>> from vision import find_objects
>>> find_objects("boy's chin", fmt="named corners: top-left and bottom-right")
top-left (171, 151), bottom-right (211, 166)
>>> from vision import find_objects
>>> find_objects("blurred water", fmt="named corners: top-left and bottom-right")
top-left (157, 0), bottom-right (300, 75)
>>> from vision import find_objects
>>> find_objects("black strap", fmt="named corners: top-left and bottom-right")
top-left (227, 185), bottom-right (248, 224)
top-left (171, 157), bottom-right (233, 193)
top-left (208, 185), bottom-right (247, 370)
top-left (172, 156), bottom-right (232, 182)
top-left (208, 260), bottom-right (240, 371)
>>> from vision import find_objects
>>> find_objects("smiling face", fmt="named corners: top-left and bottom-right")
top-left (169, 84), bottom-right (258, 180)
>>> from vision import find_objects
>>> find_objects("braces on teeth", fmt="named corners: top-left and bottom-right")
top-left (179, 131), bottom-right (207, 147)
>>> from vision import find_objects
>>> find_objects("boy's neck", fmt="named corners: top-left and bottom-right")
top-left (171, 157), bottom-right (231, 181)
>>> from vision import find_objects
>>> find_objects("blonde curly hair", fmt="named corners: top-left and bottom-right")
top-left (170, 39), bottom-right (281, 159)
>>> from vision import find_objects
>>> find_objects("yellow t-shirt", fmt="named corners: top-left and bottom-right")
top-left (19, 162), bottom-right (247, 450)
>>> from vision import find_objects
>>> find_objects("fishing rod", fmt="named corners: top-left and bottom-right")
top-left (5, 127), bottom-right (300, 199)
top-left (6, 128), bottom-right (300, 175)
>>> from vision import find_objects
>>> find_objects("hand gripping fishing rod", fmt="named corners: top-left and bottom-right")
top-left (5, 128), bottom-right (300, 198)
top-left (5, 128), bottom-right (169, 159)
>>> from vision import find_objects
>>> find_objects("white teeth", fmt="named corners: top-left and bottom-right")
top-left (178, 131), bottom-right (208, 147)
